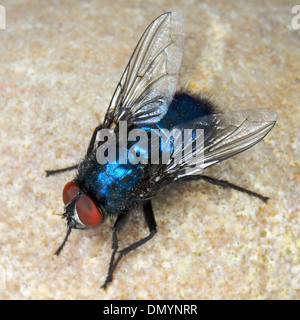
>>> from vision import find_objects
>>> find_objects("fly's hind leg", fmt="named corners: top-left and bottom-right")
top-left (199, 175), bottom-right (269, 203)
top-left (102, 200), bottom-right (157, 289)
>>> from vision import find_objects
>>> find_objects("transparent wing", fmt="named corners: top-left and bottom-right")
top-left (149, 109), bottom-right (277, 185)
top-left (102, 12), bottom-right (185, 128)
top-left (200, 108), bottom-right (277, 171)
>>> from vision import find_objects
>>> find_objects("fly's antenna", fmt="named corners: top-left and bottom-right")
top-left (55, 226), bottom-right (72, 256)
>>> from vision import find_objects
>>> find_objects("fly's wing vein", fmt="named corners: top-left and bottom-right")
top-left (102, 12), bottom-right (185, 129)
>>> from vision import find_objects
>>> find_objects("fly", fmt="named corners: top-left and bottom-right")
top-left (46, 12), bottom-right (277, 289)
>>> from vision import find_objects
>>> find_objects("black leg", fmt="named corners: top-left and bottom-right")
top-left (103, 212), bottom-right (128, 288)
top-left (55, 226), bottom-right (73, 255)
top-left (198, 175), bottom-right (269, 203)
top-left (86, 124), bottom-right (102, 155)
top-left (101, 200), bottom-right (157, 289)
top-left (45, 164), bottom-right (78, 177)
top-left (45, 124), bottom-right (102, 177)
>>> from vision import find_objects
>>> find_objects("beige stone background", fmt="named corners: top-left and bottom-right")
top-left (0, 0), bottom-right (299, 299)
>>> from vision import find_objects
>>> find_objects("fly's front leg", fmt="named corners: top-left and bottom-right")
top-left (102, 200), bottom-right (157, 289)
top-left (45, 124), bottom-right (102, 176)
top-left (101, 212), bottom-right (128, 289)
top-left (86, 124), bottom-right (102, 155)
top-left (45, 164), bottom-right (78, 177)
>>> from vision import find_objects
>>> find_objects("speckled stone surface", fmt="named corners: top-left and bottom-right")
top-left (0, 0), bottom-right (299, 299)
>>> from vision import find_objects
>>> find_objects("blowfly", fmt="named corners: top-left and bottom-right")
top-left (46, 12), bottom-right (277, 288)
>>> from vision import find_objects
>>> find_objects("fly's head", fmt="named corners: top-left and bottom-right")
top-left (62, 181), bottom-right (103, 229)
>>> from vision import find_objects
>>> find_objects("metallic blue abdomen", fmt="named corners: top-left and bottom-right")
top-left (155, 93), bottom-right (213, 129)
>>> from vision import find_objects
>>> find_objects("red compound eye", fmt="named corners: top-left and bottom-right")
top-left (62, 181), bottom-right (80, 205)
top-left (76, 195), bottom-right (102, 227)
